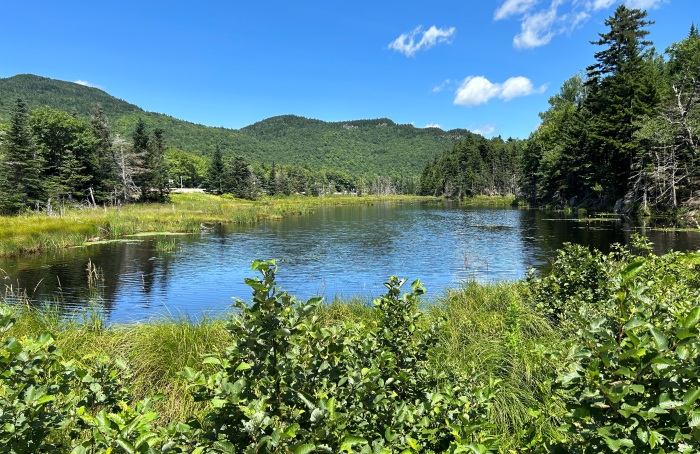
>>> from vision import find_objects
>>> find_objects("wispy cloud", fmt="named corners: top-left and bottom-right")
top-left (624, 0), bottom-right (667, 10)
top-left (425, 123), bottom-right (443, 129)
top-left (494, 0), bottom-right (539, 20)
top-left (454, 76), bottom-right (547, 107)
top-left (74, 80), bottom-right (103, 89)
top-left (472, 124), bottom-right (496, 136)
top-left (388, 25), bottom-right (456, 57)
top-left (513, 5), bottom-right (559, 49)
top-left (495, 0), bottom-right (668, 49)
top-left (432, 79), bottom-right (453, 93)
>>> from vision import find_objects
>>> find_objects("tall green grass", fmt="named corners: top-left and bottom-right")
top-left (429, 281), bottom-right (562, 447)
top-left (0, 193), bottom-right (440, 257)
top-left (2, 276), bottom-right (558, 442)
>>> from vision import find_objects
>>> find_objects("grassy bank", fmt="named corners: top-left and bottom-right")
top-left (0, 193), bottom-right (438, 257)
top-left (2, 276), bottom-right (558, 447)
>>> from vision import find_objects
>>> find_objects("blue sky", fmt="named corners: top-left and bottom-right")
top-left (1, 0), bottom-right (694, 139)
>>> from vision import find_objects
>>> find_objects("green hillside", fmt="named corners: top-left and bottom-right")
top-left (0, 74), bottom-right (470, 177)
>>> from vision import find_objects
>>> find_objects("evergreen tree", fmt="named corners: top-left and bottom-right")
top-left (143, 127), bottom-right (170, 202)
top-left (89, 105), bottom-right (118, 204)
top-left (584, 5), bottom-right (658, 202)
top-left (205, 145), bottom-right (225, 194)
top-left (130, 118), bottom-right (151, 199)
top-left (0, 98), bottom-right (43, 214)
top-left (224, 155), bottom-right (258, 199)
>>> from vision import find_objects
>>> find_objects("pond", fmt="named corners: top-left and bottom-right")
top-left (2, 202), bottom-right (699, 322)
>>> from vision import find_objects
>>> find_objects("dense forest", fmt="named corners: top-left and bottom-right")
top-left (417, 133), bottom-right (523, 197)
top-left (0, 96), bottom-right (438, 215)
top-left (2, 5), bottom-right (699, 214)
top-left (520, 5), bottom-right (700, 213)
top-left (0, 75), bottom-right (469, 181)
top-left (420, 5), bottom-right (700, 213)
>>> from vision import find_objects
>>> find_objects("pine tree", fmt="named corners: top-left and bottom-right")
top-left (205, 145), bottom-right (225, 194)
top-left (89, 105), bottom-right (118, 204)
top-left (143, 128), bottom-right (170, 201)
top-left (131, 118), bottom-right (151, 199)
top-left (0, 98), bottom-right (44, 214)
top-left (584, 5), bottom-right (658, 202)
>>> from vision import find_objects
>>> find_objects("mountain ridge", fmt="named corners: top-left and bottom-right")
top-left (0, 74), bottom-right (474, 177)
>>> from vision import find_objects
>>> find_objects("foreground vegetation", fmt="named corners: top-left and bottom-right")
top-left (0, 192), bottom-right (436, 257)
top-left (2, 238), bottom-right (699, 452)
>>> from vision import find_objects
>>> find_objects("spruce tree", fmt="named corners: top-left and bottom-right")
top-left (584, 5), bottom-right (657, 202)
top-left (131, 118), bottom-right (151, 199)
top-left (205, 145), bottom-right (225, 194)
top-left (144, 128), bottom-right (170, 201)
top-left (0, 98), bottom-right (44, 214)
top-left (89, 105), bottom-right (118, 204)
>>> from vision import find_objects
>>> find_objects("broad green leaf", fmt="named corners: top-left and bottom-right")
top-left (115, 436), bottom-right (136, 454)
top-left (689, 412), bottom-right (700, 428)
top-left (202, 356), bottom-right (221, 365)
top-left (4, 338), bottom-right (21, 354)
top-left (291, 443), bottom-right (316, 454)
top-left (682, 307), bottom-right (700, 329)
top-left (649, 327), bottom-right (668, 351)
top-left (683, 388), bottom-right (700, 405)
top-left (340, 435), bottom-right (368, 450)
top-left (235, 361), bottom-right (252, 371)
top-left (621, 260), bottom-right (645, 283)
top-left (648, 430), bottom-right (664, 448)
top-left (624, 317), bottom-right (646, 331)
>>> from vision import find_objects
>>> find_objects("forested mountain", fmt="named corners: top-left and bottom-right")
top-left (0, 74), bottom-right (467, 178)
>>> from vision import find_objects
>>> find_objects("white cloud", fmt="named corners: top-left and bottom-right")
top-left (74, 80), bottom-right (103, 89)
top-left (472, 124), bottom-right (496, 136)
top-left (494, 0), bottom-right (539, 20)
top-left (388, 25), bottom-right (456, 57)
top-left (501, 76), bottom-right (548, 100)
top-left (624, 0), bottom-right (667, 10)
top-left (590, 0), bottom-right (615, 10)
top-left (454, 75), bottom-right (546, 106)
top-left (432, 79), bottom-right (453, 93)
top-left (454, 77), bottom-right (501, 106)
top-left (513, 6), bottom-right (558, 49)
top-left (498, 0), bottom-right (668, 49)
top-left (425, 123), bottom-right (443, 129)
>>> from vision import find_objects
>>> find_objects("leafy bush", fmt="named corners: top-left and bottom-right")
top-left (184, 260), bottom-right (497, 453)
top-left (0, 305), bottom-right (165, 453)
top-left (531, 240), bottom-right (700, 453)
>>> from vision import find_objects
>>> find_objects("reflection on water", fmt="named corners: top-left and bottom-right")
top-left (2, 203), bottom-right (699, 322)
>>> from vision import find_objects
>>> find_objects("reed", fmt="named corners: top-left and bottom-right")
top-left (0, 193), bottom-right (439, 257)
top-left (428, 281), bottom-right (562, 448)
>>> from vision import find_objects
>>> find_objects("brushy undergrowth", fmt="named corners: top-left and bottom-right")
top-left (2, 239), bottom-right (699, 452)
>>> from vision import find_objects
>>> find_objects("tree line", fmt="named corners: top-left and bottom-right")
top-left (521, 5), bottom-right (700, 213)
top-left (417, 133), bottom-right (523, 197)
top-left (0, 100), bottom-right (170, 215)
top-left (0, 100), bottom-right (425, 215)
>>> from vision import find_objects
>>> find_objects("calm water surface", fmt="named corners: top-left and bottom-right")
top-left (2, 202), bottom-right (699, 322)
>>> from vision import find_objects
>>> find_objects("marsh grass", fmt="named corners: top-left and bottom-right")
top-left (0, 193), bottom-right (439, 257)
top-left (1, 274), bottom-right (558, 442)
top-left (460, 194), bottom-right (517, 207)
top-left (154, 236), bottom-right (178, 253)
top-left (429, 281), bottom-right (562, 447)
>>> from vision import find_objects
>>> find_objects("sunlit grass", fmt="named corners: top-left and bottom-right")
top-left (429, 281), bottom-right (563, 448)
top-left (1, 276), bottom-right (561, 436)
top-left (0, 193), bottom-right (440, 257)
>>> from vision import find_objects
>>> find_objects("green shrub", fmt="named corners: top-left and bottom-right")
top-left (536, 241), bottom-right (700, 453)
top-left (184, 260), bottom-right (498, 453)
